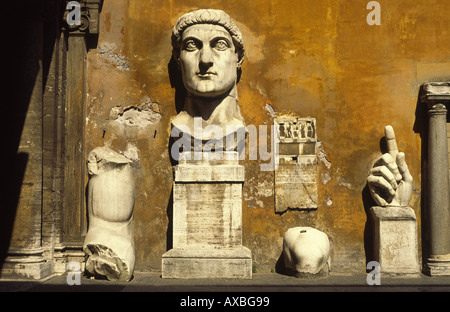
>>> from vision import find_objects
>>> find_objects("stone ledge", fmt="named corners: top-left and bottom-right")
top-left (163, 246), bottom-right (252, 259)
top-left (174, 164), bottom-right (244, 182)
top-left (421, 82), bottom-right (450, 104)
top-left (370, 206), bottom-right (416, 221)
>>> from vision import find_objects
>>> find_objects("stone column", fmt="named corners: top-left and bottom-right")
top-left (421, 82), bottom-right (450, 276)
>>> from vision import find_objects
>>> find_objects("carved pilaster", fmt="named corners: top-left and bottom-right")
top-left (60, 0), bottom-right (103, 263)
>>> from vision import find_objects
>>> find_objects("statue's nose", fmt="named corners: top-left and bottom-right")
top-left (199, 46), bottom-right (214, 70)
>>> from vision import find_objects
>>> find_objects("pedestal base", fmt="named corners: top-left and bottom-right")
top-left (424, 254), bottom-right (450, 276)
top-left (162, 247), bottom-right (252, 279)
top-left (1, 261), bottom-right (53, 280)
top-left (164, 152), bottom-right (251, 279)
top-left (370, 206), bottom-right (420, 275)
top-left (1, 247), bottom-right (52, 279)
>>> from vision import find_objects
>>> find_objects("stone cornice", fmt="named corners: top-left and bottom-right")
top-left (420, 82), bottom-right (450, 107)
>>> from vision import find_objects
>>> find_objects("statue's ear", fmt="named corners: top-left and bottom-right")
top-left (235, 50), bottom-right (241, 68)
top-left (172, 51), bottom-right (181, 70)
top-left (236, 52), bottom-right (243, 83)
top-left (236, 49), bottom-right (244, 69)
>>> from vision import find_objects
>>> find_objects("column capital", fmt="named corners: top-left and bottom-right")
top-left (64, 0), bottom-right (103, 36)
top-left (428, 103), bottom-right (447, 116)
top-left (420, 82), bottom-right (450, 110)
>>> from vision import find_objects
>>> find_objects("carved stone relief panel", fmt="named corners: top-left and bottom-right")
top-left (274, 118), bottom-right (318, 213)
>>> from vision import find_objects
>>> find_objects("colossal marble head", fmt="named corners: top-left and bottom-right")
top-left (170, 9), bottom-right (247, 152)
top-left (171, 9), bottom-right (245, 99)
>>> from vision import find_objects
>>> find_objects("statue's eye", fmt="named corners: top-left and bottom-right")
top-left (213, 39), bottom-right (229, 51)
top-left (184, 40), bottom-right (199, 51)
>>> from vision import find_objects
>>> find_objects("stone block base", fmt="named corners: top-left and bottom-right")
top-left (162, 247), bottom-right (252, 279)
top-left (424, 255), bottom-right (450, 276)
top-left (0, 247), bottom-right (53, 280)
top-left (1, 260), bottom-right (53, 280)
top-left (370, 206), bottom-right (420, 275)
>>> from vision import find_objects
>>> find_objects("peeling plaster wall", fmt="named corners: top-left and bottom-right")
top-left (85, 0), bottom-right (450, 273)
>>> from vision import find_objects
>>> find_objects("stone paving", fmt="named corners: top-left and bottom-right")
top-left (1, 271), bottom-right (450, 292)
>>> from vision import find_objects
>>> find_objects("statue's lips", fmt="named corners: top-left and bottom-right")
top-left (196, 72), bottom-right (217, 79)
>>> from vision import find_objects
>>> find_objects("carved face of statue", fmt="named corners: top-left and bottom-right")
top-left (178, 24), bottom-right (239, 98)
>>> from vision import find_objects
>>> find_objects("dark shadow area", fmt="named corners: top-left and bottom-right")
top-left (166, 128), bottom-right (176, 252)
top-left (414, 86), bottom-right (430, 271)
top-left (165, 55), bottom-right (181, 250)
top-left (168, 56), bottom-right (186, 115)
top-left (275, 208), bottom-right (318, 216)
top-left (168, 134), bottom-right (180, 167)
top-left (82, 270), bottom-right (135, 283)
top-left (362, 136), bottom-right (388, 267)
top-left (26, 283), bottom-right (127, 292)
top-left (86, 32), bottom-right (101, 52)
top-left (85, 181), bottom-right (90, 232)
top-left (1, 154), bottom-right (28, 270)
top-left (275, 251), bottom-right (289, 276)
top-left (166, 187), bottom-right (174, 251)
top-left (362, 183), bottom-right (377, 267)
top-left (1, 2), bottom-right (53, 271)
top-left (379, 136), bottom-right (388, 155)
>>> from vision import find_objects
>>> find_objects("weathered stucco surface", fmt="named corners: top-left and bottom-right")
top-left (85, 0), bottom-right (450, 273)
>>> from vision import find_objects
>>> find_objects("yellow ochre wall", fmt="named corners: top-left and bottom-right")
top-left (85, 0), bottom-right (450, 273)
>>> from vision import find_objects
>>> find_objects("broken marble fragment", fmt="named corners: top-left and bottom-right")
top-left (283, 227), bottom-right (330, 277)
top-left (83, 146), bottom-right (135, 281)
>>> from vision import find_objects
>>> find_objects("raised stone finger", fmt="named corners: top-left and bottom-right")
top-left (385, 125), bottom-right (399, 160)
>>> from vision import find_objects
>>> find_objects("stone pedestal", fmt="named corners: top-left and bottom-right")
top-left (162, 152), bottom-right (252, 279)
top-left (370, 206), bottom-right (420, 275)
top-left (163, 247), bottom-right (252, 279)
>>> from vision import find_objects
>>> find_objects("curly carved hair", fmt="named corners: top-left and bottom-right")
top-left (171, 9), bottom-right (245, 67)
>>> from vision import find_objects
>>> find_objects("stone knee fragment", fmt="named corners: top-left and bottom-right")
top-left (83, 146), bottom-right (135, 281)
top-left (283, 227), bottom-right (330, 277)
